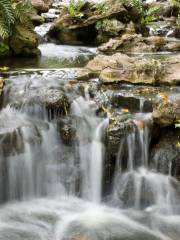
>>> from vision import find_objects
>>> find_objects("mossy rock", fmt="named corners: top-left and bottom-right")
top-left (0, 42), bottom-right (11, 57)
top-left (10, 24), bottom-right (39, 56)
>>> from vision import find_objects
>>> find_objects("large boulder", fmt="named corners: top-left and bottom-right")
top-left (48, 0), bottom-right (130, 45)
top-left (86, 53), bottom-right (163, 85)
top-left (10, 24), bottom-right (40, 57)
top-left (161, 54), bottom-right (180, 85)
top-left (106, 114), bottom-right (135, 155)
top-left (98, 34), bottom-right (157, 53)
top-left (31, 0), bottom-right (52, 13)
top-left (152, 91), bottom-right (180, 127)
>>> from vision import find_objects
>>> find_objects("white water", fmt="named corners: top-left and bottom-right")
top-left (71, 94), bottom-right (108, 202)
top-left (0, 71), bottom-right (180, 240)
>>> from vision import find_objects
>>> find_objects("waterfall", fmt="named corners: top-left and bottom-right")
top-left (90, 118), bottom-right (109, 203)
top-left (113, 114), bottom-right (180, 214)
top-left (71, 94), bottom-right (108, 203)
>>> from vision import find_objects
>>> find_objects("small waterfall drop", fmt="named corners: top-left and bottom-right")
top-left (71, 89), bottom-right (108, 203)
top-left (113, 114), bottom-right (180, 214)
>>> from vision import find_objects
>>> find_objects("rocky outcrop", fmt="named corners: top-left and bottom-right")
top-left (106, 114), bottom-right (135, 155)
top-left (9, 24), bottom-right (40, 57)
top-left (86, 53), bottom-right (163, 85)
top-left (48, 0), bottom-right (135, 45)
top-left (152, 91), bottom-right (180, 127)
top-left (150, 128), bottom-right (180, 179)
top-left (98, 34), bottom-right (158, 53)
top-left (31, 0), bottom-right (52, 13)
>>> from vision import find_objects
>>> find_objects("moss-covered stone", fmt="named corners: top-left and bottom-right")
top-left (10, 24), bottom-right (40, 56)
top-left (0, 42), bottom-right (11, 58)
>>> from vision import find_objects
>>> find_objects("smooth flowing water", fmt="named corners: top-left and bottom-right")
top-left (0, 0), bottom-right (180, 238)
top-left (0, 69), bottom-right (179, 240)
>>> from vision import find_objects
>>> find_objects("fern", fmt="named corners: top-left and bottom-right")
top-left (0, 0), bottom-right (15, 39)
top-left (0, 0), bottom-right (34, 39)
top-left (124, 0), bottom-right (159, 25)
top-left (67, 0), bottom-right (86, 18)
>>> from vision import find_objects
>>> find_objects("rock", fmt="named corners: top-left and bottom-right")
top-left (86, 53), bottom-right (133, 73)
top-left (0, 107), bottom-right (45, 157)
top-left (100, 58), bottom-right (163, 85)
top-left (98, 34), bottom-right (157, 53)
top-left (57, 118), bottom-right (76, 145)
top-left (0, 42), bottom-right (11, 58)
top-left (33, 88), bottom-right (70, 114)
top-left (106, 114), bottom-right (135, 154)
top-left (145, 36), bottom-right (167, 50)
top-left (31, 0), bottom-right (52, 13)
top-left (0, 77), bottom-right (4, 97)
top-left (164, 41), bottom-right (180, 51)
top-left (96, 18), bottom-right (126, 43)
top-left (10, 24), bottom-right (40, 57)
top-left (48, 0), bottom-right (129, 45)
top-left (150, 128), bottom-right (180, 179)
top-left (152, 91), bottom-right (180, 126)
top-left (86, 53), bottom-right (163, 85)
top-left (161, 55), bottom-right (180, 85)
top-left (30, 14), bottom-right (45, 26)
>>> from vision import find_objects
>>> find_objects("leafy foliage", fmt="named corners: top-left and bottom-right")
top-left (171, 0), bottom-right (180, 8)
top-left (95, 2), bottom-right (108, 15)
top-left (0, 0), bottom-right (34, 39)
top-left (0, 0), bottom-right (15, 39)
top-left (67, 0), bottom-right (87, 18)
top-left (123, 0), bottom-right (159, 25)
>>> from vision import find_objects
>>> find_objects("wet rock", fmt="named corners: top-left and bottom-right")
top-left (86, 53), bottom-right (133, 73)
top-left (98, 34), bottom-right (157, 53)
top-left (0, 77), bottom-right (4, 97)
top-left (9, 24), bottom-right (40, 57)
top-left (152, 91), bottom-right (180, 126)
top-left (31, 0), bottom-right (53, 13)
top-left (96, 18), bottom-right (127, 43)
top-left (106, 114), bottom-right (135, 154)
top-left (0, 42), bottom-right (11, 58)
top-left (161, 54), bottom-right (180, 85)
top-left (164, 41), bottom-right (180, 51)
top-left (28, 88), bottom-right (71, 116)
top-left (150, 128), bottom-right (180, 179)
top-left (0, 107), bottom-right (45, 157)
top-left (58, 118), bottom-right (76, 145)
top-left (87, 53), bottom-right (163, 85)
top-left (30, 14), bottom-right (45, 26)
top-left (75, 68), bottom-right (93, 81)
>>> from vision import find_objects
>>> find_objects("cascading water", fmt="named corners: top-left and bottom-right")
top-left (71, 94), bottom-right (108, 202)
top-left (113, 114), bottom-right (180, 214)
top-left (0, 55), bottom-right (180, 240)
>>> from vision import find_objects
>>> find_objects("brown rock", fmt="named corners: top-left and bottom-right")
top-left (31, 0), bottom-right (52, 12)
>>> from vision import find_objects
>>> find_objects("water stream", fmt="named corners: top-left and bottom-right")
top-left (0, 1), bottom-right (180, 239)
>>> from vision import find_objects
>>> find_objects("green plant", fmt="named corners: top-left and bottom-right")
top-left (0, 0), bottom-right (15, 39)
top-left (67, 0), bottom-right (86, 18)
top-left (123, 0), bottom-right (159, 25)
top-left (95, 2), bottom-right (108, 15)
top-left (0, 42), bottom-right (10, 55)
top-left (0, 0), bottom-right (34, 39)
top-left (171, 0), bottom-right (180, 8)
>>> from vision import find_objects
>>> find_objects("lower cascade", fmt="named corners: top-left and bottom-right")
top-left (0, 73), bottom-right (179, 240)
top-left (0, 0), bottom-right (180, 238)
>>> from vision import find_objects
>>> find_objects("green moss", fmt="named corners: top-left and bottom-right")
top-left (0, 42), bottom-right (10, 57)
